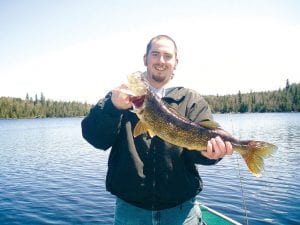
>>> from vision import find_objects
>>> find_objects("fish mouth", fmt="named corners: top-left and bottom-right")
top-left (130, 96), bottom-right (145, 108)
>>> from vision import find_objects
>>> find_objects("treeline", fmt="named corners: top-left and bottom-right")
top-left (1, 81), bottom-right (299, 118)
top-left (0, 93), bottom-right (91, 119)
top-left (204, 81), bottom-right (300, 113)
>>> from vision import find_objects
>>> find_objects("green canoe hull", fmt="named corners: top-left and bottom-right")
top-left (200, 204), bottom-right (242, 225)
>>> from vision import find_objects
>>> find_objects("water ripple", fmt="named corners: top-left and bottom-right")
top-left (1, 114), bottom-right (300, 225)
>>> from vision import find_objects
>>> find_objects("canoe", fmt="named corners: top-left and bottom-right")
top-left (200, 204), bottom-right (242, 225)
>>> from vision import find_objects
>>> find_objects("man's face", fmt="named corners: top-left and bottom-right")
top-left (144, 38), bottom-right (178, 89)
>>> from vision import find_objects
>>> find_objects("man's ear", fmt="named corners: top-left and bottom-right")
top-left (143, 54), bottom-right (147, 66)
top-left (174, 58), bottom-right (178, 70)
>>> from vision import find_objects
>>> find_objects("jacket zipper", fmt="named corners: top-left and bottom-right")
top-left (152, 141), bottom-right (156, 211)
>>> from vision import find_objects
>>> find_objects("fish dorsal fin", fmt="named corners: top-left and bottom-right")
top-left (133, 121), bottom-right (156, 138)
top-left (199, 120), bottom-right (220, 129)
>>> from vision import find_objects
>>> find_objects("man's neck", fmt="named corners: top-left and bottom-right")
top-left (143, 72), bottom-right (165, 97)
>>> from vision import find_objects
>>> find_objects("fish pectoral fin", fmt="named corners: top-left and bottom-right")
top-left (133, 121), bottom-right (156, 138)
top-left (133, 121), bottom-right (148, 137)
top-left (147, 129), bottom-right (155, 138)
top-left (199, 120), bottom-right (221, 129)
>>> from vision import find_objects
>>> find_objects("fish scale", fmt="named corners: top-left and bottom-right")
top-left (123, 72), bottom-right (277, 177)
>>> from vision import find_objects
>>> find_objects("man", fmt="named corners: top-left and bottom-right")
top-left (81, 35), bottom-right (233, 225)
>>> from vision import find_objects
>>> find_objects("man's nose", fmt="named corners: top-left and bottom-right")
top-left (159, 55), bottom-right (165, 63)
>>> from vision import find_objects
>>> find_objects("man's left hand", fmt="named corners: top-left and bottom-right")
top-left (201, 136), bottom-right (233, 160)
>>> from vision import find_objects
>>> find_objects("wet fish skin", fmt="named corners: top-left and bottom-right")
top-left (125, 72), bottom-right (277, 177)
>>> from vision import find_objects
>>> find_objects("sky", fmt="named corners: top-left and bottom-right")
top-left (0, 0), bottom-right (299, 104)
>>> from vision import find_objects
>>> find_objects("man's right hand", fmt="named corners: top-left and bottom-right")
top-left (111, 84), bottom-right (133, 110)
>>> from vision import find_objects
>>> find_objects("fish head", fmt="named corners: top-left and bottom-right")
top-left (127, 72), bottom-right (148, 114)
top-left (119, 71), bottom-right (149, 113)
top-left (126, 71), bottom-right (149, 97)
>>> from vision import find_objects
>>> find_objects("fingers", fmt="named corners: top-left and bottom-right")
top-left (201, 140), bottom-right (215, 159)
top-left (111, 84), bottom-right (133, 110)
top-left (213, 136), bottom-right (226, 157)
top-left (202, 136), bottom-right (233, 160)
top-left (225, 141), bottom-right (233, 155)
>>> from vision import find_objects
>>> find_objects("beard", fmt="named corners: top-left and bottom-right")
top-left (145, 63), bottom-right (175, 88)
top-left (151, 72), bottom-right (167, 83)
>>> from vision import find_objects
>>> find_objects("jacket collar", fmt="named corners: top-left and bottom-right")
top-left (164, 87), bottom-right (185, 101)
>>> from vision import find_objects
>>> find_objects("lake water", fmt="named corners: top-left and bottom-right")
top-left (0, 113), bottom-right (299, 225)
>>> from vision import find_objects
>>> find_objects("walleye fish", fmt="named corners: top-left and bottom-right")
top-left (122, 71), bottom-right (277, 177)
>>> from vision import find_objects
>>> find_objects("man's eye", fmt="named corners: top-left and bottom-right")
top-left (151, 52), bottom-right (159, 57)
top-left (165, 54), bottom-right (172, 60)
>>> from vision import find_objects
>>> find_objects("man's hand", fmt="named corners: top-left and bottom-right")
top-left (201, 136), bottom-right (233, 160)
top-left (111, 84), bottom-right (133, 110)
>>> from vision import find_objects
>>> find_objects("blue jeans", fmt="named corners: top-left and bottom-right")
top-left (114, 198), bottom-right (202, 225)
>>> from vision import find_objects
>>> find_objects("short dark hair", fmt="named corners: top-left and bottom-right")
top-left (146, 35), bottom-right (178, 57)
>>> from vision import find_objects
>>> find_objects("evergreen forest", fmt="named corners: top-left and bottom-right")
top-left (0, 93), bottom-right (91, 119)
top-left (0, 81), bottom-right (299, 119)
top-left (204, 81), bottom-right (300, 113)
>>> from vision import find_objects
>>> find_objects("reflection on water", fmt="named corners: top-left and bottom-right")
top-left (198, 113), bottom-right (300, 225)
top-left (0, 113), bottom-right (299, 225)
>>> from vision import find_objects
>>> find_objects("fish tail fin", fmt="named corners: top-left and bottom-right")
top-left (237, 141), bottom-right (277, 177)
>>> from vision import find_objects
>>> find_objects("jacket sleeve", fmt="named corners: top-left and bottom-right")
top-left (81, 92), bottom-right (123, 150)
top-left (184, 89), bottom-right (221, 165)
